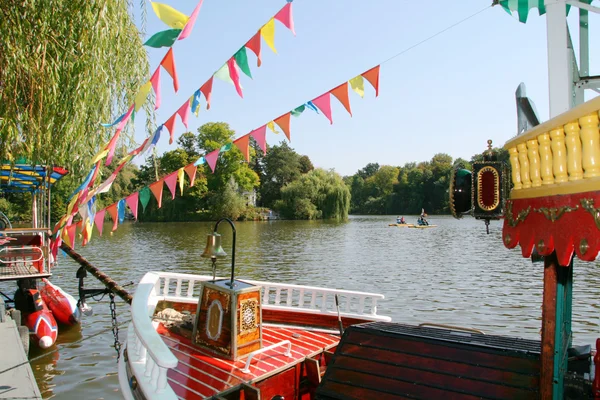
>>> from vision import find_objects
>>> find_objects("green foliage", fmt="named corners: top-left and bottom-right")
top-left (259, 141), bottom-right (305, 208)
top-left (277, 169), bottom-right (350, 220)
top-left (209, 178), bottom-right (247, 220)
top-left (0, 1), bottom-right (151, 177)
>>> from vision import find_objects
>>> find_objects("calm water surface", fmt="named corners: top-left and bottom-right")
top-left (8, 215), bottom-right (600, 398)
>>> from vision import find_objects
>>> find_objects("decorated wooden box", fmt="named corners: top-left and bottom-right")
top-left (192, 278), bottom-right (263, 360)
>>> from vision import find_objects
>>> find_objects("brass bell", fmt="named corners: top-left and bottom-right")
top-left (201, 232), bottom-right (228, 259)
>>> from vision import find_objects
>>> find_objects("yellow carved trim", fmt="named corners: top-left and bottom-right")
top-left (505, 201), bottom-right (531, 227)
top-left (477, 166), bottom-right (500, 211)
top-left (510, 176), bottom-right (600, 199)
top-left (580, 198), bottom-right (600, 230)
top-left (533, 205), bottom-right (579, 222)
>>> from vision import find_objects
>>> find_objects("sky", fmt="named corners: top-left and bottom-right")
top-left (130, 0), bottom-right (599, 177)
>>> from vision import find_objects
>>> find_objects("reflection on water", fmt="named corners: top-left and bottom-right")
top-left (7, 215), bottom-right (599, 398)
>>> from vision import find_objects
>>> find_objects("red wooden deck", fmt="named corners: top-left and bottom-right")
top-left (156, 324), bottom-right (339, 399)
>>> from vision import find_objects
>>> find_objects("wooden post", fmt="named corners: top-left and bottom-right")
top-left (541, 252), bottom-right (558, 399)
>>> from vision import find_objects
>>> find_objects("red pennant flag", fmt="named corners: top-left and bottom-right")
top-left (274, 3), bottom-right (295, 35)
top-left (250, 125), bottom-right (267, 155)
top-left (200, 77), bottom-right (214, 110)
top-left (234, 134), bottom-right (250, 162)
top-left (205, 149), bottom-right (220, 173)
top-left (362, 65), bottom-right (380, 97)
top-left (150, 67), bottom-right (161, 110)
top-left (125, 193), bottom-right (139, 220)
top-left (94, 209), bottom-right (106, 236)
top-left (106, 203), bottom-right (119, 232)
top-left (149, 180), bottom-right (164, 208)
top-left (246, 31), bottom-right (262, 67)
top-left (105, 128), bottom-right (122, 166)
top-left (227, 58), bottom-right (243, 98)
top-left (274, 112), bottom-right (291, 141)
top-left (67, 224), bottom-right (77, 249)
top-left (177, 100), bottom-right (191, 129)
top-left (312, 92), bottom-right (333, 124)
top-left (330, 82), bottom-right (352, 116)
top-left (164, 172), bottom-right (178, 199)
top-left (160, 48), bottom-right (179, 92)
top-left (164, 113), bottom-right (177, 144)
top-left (184, 164), bottom-right (197, 187)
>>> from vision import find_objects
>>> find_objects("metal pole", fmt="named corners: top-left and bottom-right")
top-left (214, 218), bottom-right (236, 287)
top-left (545, 0), bottom-right (572, 117)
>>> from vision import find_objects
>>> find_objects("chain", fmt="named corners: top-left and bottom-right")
top-left (109, 293), bottom-right (121, 361)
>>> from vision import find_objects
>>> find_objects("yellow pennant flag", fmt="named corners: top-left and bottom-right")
top-left (177, 167), bottom-right (185, 195)
top-left (190, 95), bottom-right (201, 117)
top-left (267, 121), bottom-right (279, 134)
top-left (84, 218), bottom-right (94, 244)
top-left (66, 193), bottom-right (79, 215)
top-left (349, 76), bottom-right (365, 98)
top-left (134, 82), bottom-right (153, 112)
top-left (91, 148), bottom-right (109, 164)
top-left (151, 2), bottom-right (190, 30)
top-left (61, 228), bottom-right (71, 248)
top-left (260, 19), bottom-right (277, 54)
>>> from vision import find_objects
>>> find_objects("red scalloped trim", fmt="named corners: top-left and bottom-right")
top-left (502, 191), bottom-right (600, 266)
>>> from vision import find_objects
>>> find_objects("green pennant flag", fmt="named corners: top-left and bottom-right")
top-left (291, 105), bottom-right (305, 117)
top-left (220, 143), bottom-right (233, 152)
top-left (234, 47), bottom-right (252, 79)
top-left (139, 187), bottom-right (151, 212)
top-left (144, 29), bottom-right (182, 48)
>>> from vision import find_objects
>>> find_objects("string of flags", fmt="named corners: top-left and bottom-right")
top-left (50, 63), bottom-right (380, 255)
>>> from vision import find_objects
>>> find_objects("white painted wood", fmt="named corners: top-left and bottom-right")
top-left (545, 0), bottom-right (573, 117)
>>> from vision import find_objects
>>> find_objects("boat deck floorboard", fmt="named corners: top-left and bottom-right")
top-left (0, 264), bottom-right (49, 281)
top-left (157, 324), bottom-right (339, 399)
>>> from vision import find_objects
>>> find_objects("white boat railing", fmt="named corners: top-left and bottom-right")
top-left (127, 271), bottom-right (390, 399)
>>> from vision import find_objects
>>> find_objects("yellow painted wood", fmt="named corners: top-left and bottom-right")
top-left (579, 113), bottom-right (600, 178)
top-left (517, 143), bottom-right (532, 189)
top-left (527, 139), bottom-right (542, 187)
top-left (508, 147), bottom-right (522, 190)
top-left (509, 176), bottom-right (600, 199)
top-left (564, 122), bottom-right (584, 181)
top-left (538, 133), bottom-right (554, 185)
top-left (550, 128), bottom-right (568, 183)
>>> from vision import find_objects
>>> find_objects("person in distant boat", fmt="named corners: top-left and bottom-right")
top-left (396, 216), bottom-right (401, 224)
top-left (399, 216), bottom-right (406, 224)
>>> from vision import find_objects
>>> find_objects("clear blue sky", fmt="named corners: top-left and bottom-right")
top-left (132, 0), bottom-right (598, 176)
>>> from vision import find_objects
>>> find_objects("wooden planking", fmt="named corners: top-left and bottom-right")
top-left (317, 381), bottom-right (413, 400)
top-left (262, 308), bottom-right (370, 330)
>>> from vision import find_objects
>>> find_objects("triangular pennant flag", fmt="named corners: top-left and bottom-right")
top-left (330, 82), bottom-right (352, 116)
top-left (246, 31), bottom-right (262, 67)
top-left (221, 143), bottom-right (232, 152)
top-left (101, 109), bottom-right (127, 127)
top-left (82, 219), bottom-right (94, 246)
top-left (234, 134), bottom-right (250, 162)
top-left (144, 29), bottom-right (182, 48)
top-left (160, 48), bottom-right (179, 92)
top-left (250, 125), bottom-right (267, 155)
top-left (176, 100), bottom-right (191, 129)
top-left (349, 75), bottom-right (365, 98)
top-left (94, 209), bottom-right (106, 236)
top-left (291, 105), bottom-right (305, 117)
top-left (164, 112), bottom-right (177, 144)
top-left (267, 121), bottom-right (279, 134)
top-left (106, 203), bottom-right (119, 232)
top-left (164, 172), bottom-right (178, 199)
top-left (194, 156), bottom-right (205, 166)
top-left (312, 92), bottom-right (333, 124)
top-left (151, 2), bottom-right (189, 29)
top-left (184, 164), bottom-right (197, 187)
top-left (135, 82), bottom-right (153, 112)
top-left (125, 192), bottom-right (139, 220)
top-left (139, 187), bottom-right (151, 212)
top-left (177, 167), bottom-right (185, 195)
top-left (274, 3), bottom-right (295, 35)
top-left (179, 0), bottom-right (204, 40)
top-left (149, 180), bottom-right (164, 208)
top-left (105, 129), bottom-right (122, 166)
top-left (117, 199), bottom-right (126, 223)
top-left (362, 65), bottom-right (380, 97)
top-left (91, 148), bottom-right (109, 164)
top-left (227, 58), bottom-right (243, 98)
top-left (234, 47), bottom-right (252, 79)
top-left (306, 101), bottom-right (319, 113)
top-left (261, 19), bottom-right (277, 54)
top-left (214, 63), bottom-right (233, 84)
top-left (67, 224), bottom-right (77, 249)
top-left (205, 149), bottom-right (220, 173)
top-left (200, 77), bottom-right (214, 110)
top-left (150, 67), bottom-right (162, 110)
top-left (191, 89), bottom-right (202, 116)
top-left (274, 112), bottom-right (291, 141)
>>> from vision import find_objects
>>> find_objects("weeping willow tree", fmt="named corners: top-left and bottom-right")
top-left (0, 0), bottom-right (151, 177)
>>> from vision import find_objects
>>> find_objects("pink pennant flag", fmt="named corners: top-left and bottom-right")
top-left (116, 104), bottom-right (135, 131)
top-left (164, 172), bottom-right (178, 199)
top-left (176, 100), bottom-right (191, 129)
top-left (125, 193), bottom-right (139, 220)
top-left (246, 31), bottom-right (262, 67)
top-left (274, 3), bottom-right (295, 35)
top-left (205, 149), bottom-right (220, 173)
top-left (200, 77), bottom-right (214, 110)
top-left (312, 92), bottom-right (333, 124)
top-left (227, 58), bottom-right (243, 98)
top-left (164, 113), bottom-right (177, 144)
top-left (179, 0), bottom-right (204, 40)
top-left (105, 128), bottom-right (122, 166)
top-left (106, 203), bottom-right (119, 232)
top-left (94, 209), bottom-right (106, 236)
top-left (184, 164), bottom-right (197, 187)
top-left (250, 125), bottom-right (267, 155)
top-left (150, 67), bottom-right (162, 110)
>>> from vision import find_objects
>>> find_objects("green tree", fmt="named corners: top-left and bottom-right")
top-left (260, 141), bottom-right (303, 208)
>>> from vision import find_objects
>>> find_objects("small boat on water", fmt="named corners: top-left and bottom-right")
top-left (408, 224), bottom-right (437, 229)
top-left (388, 223), bottom-right (414, 227)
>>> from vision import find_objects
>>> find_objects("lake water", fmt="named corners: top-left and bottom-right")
top-left (6, 215), bottom-right (600, 398)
